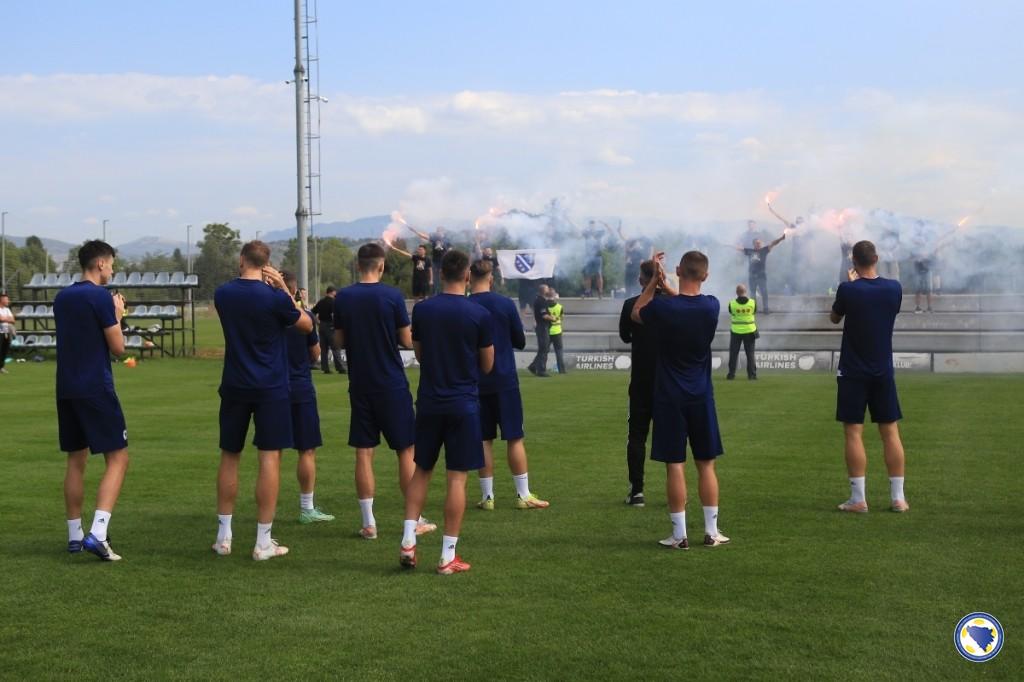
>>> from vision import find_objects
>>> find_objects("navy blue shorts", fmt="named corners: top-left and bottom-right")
top-left (583, 256), bottom-right (603, 276)
top-left (414, 411), bottom-right (485, 472)
top-left (479, 389), bottom-right (525, 441)
top-left (219, 398), bottom-right (293, 452)
top-left (290, 399), bottom-right (323, 452)
top-left (651, 398), bottom-right (723, 463)
top-left (57, 392), bottom-right (128, 455)
top-left (836, 376), bottom-right (902, 424)
top-left (348, 389), bottom-right (416, 451)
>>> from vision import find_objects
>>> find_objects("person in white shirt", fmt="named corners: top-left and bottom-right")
top-left (0, 293), bottom-right (15, 374)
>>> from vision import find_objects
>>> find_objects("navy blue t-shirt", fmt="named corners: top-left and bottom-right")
top-left (53, 281), bottom-right (119, 399)
top-left (215, 278), bottom-right (301, 402)
top-left (287, 310), bottom-right (319, 403)
top-left (412, 293), bottom-right (494, 415)
top-left (332, 282), bottom-right (410, 395)
top-left (639, 294), bottom-right (720, 404)
top-left (833, 277), bottom-right (902, 378)
top-left (469, 291), bottom-right (525, 394)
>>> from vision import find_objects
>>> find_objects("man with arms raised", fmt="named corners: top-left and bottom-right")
top-left (632, 251), bottom-right (730, 549)
top-left (54, 240), bottom-right (130, 561)
top-left (400, 250), bottom-right (494, 574)
top-left (213, 241), bottom-right (313, 560)
top-left (468, 259), bottom-right (549, 511)
top-left (333, 243), bottom-right (436, 539)
top-left (830, 240), bottom-right (908, 513)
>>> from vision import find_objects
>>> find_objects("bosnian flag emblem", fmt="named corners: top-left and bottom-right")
top-left (514, 253), bottom-right (535, 273)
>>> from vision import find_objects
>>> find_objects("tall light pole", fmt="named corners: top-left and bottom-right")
top-left (102, 218), bottom-right (109, 242)
top-left (293, 0), bottom-right (310, 294)
top-left (186, 224), bottom-right (193, 272)
top-left (1, 211), bottom-right (7, 293)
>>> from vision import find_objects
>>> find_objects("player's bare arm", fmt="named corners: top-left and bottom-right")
top-left (478, 344), bottom-right (495, 374)
top-left (631, 251), bottom-right (665, 324)
top-left (397, 325), bottom-right (413, 349)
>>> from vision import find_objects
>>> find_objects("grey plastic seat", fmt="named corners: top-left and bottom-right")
top-left (43, 273), bottom-right (59, 287)
top-left (155, 272), bottom-right (170, 285)
top-left (126, 335), bottom-right (143, 348)
top-left (71, 273), bottom-right (82, 283)
top-left (162, 305), bottom-right (178, 316)
top-left (24, 335), bottom-right (38, 345)
top-left (141, 272), bottom-right (156, 286)
top-left (185, 274), bottom-right (199, 287)
top-left (11, 334), bottom-right (25, 347)
top-left (40, 306), bottom-right (54, 318)
top-left (133, 305), bottom-right (149, 317)
top-left (57, 273), bottom-right (72, 287)
top-left (19, 305), bottom-right (35, 318)
top-left (26, 273), bottom-right (44, 288)
top-left (126, 272), bottom-right (142, 287)
top-left (112, 272), bottom-right (127, 286)
top-left (39, 334), bottom-right (55, 347)
top-left (170, 271), bottom-right (185, 285)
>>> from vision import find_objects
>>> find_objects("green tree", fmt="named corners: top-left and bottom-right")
top-left (194, 223), bottom-right (241, 298)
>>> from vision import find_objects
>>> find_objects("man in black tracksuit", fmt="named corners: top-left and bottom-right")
top-left (617, 261), bottom-right (660, 506)
top-left (311, 287), bottom-right (346, 374)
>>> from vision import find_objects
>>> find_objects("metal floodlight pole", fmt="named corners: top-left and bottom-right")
top-left (1, 211), bottom-right (7, 293)
top-left (293, 0), bottom-right (310, 293)
top-left (102, 218), bottom-right (109, 242)
top-left (186, 224), bottom-right (192, 272)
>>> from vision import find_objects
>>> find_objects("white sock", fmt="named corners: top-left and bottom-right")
top-left (90, 510), bottom-right (111, 542)
top-left (670, 511), bottom-right (687, 540)
top-left (513, 473), bottom-right (531, 499)
top-left (300, 492), bottom-right (314, 511)
top-left (359, 498), bottom-right (376, 528)
top-left (889, 476), bottom-right (906, 501)
top-left (256, 522), bottom-right (273, 548)
top-left (703, 506), bottom-right (719, 537)
top-left (217, 514), bottom-right (233, 543)
top-left (67, 518), bottom-right (84, 543)
top-left (402, 519), bottom-right (418, 547)
top-left (849, 476), bottom-right (866, 504)
top-left (480, 476), bottom-right (494, 500)
top-left (441, 535), bottom-right (458, 564)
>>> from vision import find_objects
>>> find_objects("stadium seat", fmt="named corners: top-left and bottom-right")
top-left (112, 272), bottom-right (127, 286)
top-left (26, 273), bottom-right (44, 288)
top-left (125, 335), bottom-right (143, 348)
top-left (71, 273), bottom-right (82, 283)
top-left (38, 335), bottom-right (54, 347)
top-left (170, 271), bottom-right (185, 285)
top-left (40, 306), bottom-right (54, 318)
top-left (141, 272), bottom-right (156, 286)
top-left (185, 274), bottom-right (199, 287)
top-left (163, 305), bottom-right (178, 316)
top-left (56, 273), bottom-right (71, 287)
top-left (19, 305), bottom-right (35, 318)
top-left (24, 335), bottom-right (38, 345)
top-left (155, 272), bottom-right (170, 285)
top-left (125, 272), bottom-right (142, 287)
top-left (43, 274), bottom-right (58, 287)
top-left (10, 334), bottom-right (24, 347)
top-left (132, 305), bottom-right (149, 317)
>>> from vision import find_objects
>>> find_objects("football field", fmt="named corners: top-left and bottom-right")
top-left (0, 359), bottom-right (1020, 680)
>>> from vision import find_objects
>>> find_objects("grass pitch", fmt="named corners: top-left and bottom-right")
top-left (0, 354), bottom-right (1020, 680)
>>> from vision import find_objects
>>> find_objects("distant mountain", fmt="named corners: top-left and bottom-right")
top-left (261, 215), bottom-right (392, 242)
top-left (4, 235), bottom-right (76, 256)
top-left (114, 236), bottom-right (189, 259)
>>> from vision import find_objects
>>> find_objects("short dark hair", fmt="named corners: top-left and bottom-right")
top-left (469, 259), bottom-right (493, 280)
top-left (240, 240), bottom-right (271, 268)
top-left (441, 249), bottom-right (470, 283)
top-left (639, 259), bottom-right (656, 283)
top-left (78, 240), bottom-right (117, 270)
top-left (358, 243), bottom-right (387, 273)
top-left (679, 250), bottom-right (709, 281)
top-left (851, 240), bottom-right (878, 268)
top-left (325, 285), bottom-right (336, 294)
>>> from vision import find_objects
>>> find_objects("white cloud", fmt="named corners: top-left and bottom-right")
top-left (595, 147), bottom-right (635, 167)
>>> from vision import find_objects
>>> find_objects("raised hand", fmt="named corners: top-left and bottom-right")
top-left (262, 266), bottom-right (287, 291)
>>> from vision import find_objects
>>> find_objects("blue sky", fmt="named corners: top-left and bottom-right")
top-left (1, 1), bottom-right (1022, 242)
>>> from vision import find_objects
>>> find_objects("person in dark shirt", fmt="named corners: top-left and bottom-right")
top-left (53, 240), bottom-right (129, 561)
top-left (622, 234), bottom-right (652, 298)
top-left (334, 243), bottom-right (436, 540)
top-left (632, 250), bottom-right (730, 549)
top-left (282, 271), bottom-right (334, 524)
top-left (618, 260), bottom-right (662, 506)
top-left (428, 227), bottom-right (451, 295)
top-left (838, 237), bottom-right (854, 290)
top-left (912, 256), bottom-right (933, 313)
top-left (527, 284), bottom-right (554, 377)
top-left (400, 250), bottom-right (495, 575)
top-left (469, 260), bottom-right (550, 511)
top-left (213, 240), bottom-right (314, 561)
top-left (830, 240), bottom-right (908, 514)
top-left (737, 234), bottom-right (785, 313)
top-left (411, 244), bottom-right (433, 300)
top-left (310, 286), bottom-right (345, 374)
top-left (581, 220), bottom-right (606, 298)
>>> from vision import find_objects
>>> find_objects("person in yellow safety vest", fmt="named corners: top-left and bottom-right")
top-left (546, 290), bottom-right (567, 374)
top-left (726, 283), bottom-right (758, 380)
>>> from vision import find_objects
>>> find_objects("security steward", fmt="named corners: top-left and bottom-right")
top-left (727, 283), bottom-right (758, 380)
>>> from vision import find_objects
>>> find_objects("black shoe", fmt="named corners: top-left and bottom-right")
top-left (337, 367), bottom-right (347, 374)
top-left (536, 371), bottom-right (551, 378)
top-left (322, 370), bottom-right (333, 374)
top-left (527, 365), bottom-right (538, 376)
top-left (749, 375), bottom-right (758, 380)
top-left (625, 491), bottom-right (645, 507)
top-left (726, 374), bottom-right (735, 380)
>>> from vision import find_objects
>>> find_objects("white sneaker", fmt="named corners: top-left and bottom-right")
top-left (658, 536), bottom-right (689, 550)
top-left (252, 539), bottom-right (289, 561)
top-left (211, 538), bottom-right (232, 556)
top-left (703, 532), bottom-right (731, 547)
top-left (837, 500), bottom-right (869, 513)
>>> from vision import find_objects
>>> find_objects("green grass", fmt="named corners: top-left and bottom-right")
top-left (0, 359), bottom-right (1020, 680)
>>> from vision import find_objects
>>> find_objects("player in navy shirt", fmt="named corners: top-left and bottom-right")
top-left (333, 243), bottom-right (436, 539)
top-left (213, 241), bottom-right (313, 561)
top-left (633, 251), bottom-right (730, 550)
top-left (53, 240), bottom-right (130, 561)
top-left (400, 250), bottom-right (494, 575)
top-left (281, 271), bottom-right (334, 525)
top-left (469, 259), bottom-right (550, 511)
top-left (830, 240), bottom-right (909, 514)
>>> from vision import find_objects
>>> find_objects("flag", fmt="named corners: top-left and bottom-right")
top-left (496, 249), bottom-right (558, 280)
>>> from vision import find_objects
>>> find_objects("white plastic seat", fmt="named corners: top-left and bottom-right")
top-left (57, 273), bottom-right (72, 287)
top-left (126, 335), bottom-right (143, 348)
top-left (71, 273), bottom-right (82, 283)
top-left (24, 335), bottom-right (38, 345)
top-left (40, 306), bottom-right (54, 318)
top-left (43, 274), bottom-right (58, 287)
top-left (133, 305), bottom-right (149, 317)
top-left (19, 305), bottom-right (35, 318)
top-left (141, 272), bottom-right (156, 286)
top-left (162, 305), bottom-right (178, 316)
top-left (185, 274), bottom-right (199, 287)
top-left (170, 272), bottom-right (185, 285)
top-left (39, 334), bottom-right (55, 347)
top-left (126, 272), bottom-right (142, 287)
top-left (112, 272), bottom-right (127, 286)
top-left (155, 272), bottom-right (170, 285)
top-left (26, 273), bottom-right (44, 288)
